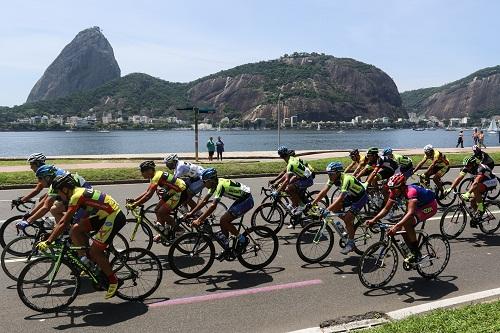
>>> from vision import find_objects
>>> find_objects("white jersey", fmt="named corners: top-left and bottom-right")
top-left (174, 161), bottom-right (204, 179)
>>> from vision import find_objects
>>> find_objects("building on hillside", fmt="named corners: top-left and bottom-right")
top-left (290, 116), bottom-right (298, 128)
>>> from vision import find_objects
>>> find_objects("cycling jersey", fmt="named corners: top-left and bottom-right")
top-left (460, 163), bottom-right (494, 179)
top-left (389, 185), bottom-right (435, 207)
top-left (207, 178), bottom-right (251, 202)
top-left (174, 161), bottom-right (204, 180)
top-left (149, 170), bottom-right (186, 193)
top-left (374, 155), bottom-right (399, 172)
top-left (431, 150), bottom-right (449, 167)
top-left (287, 156), bottom-right (314, 179)
top-left (48, 172), bottom-right (90, 198)
top-left (329, 173), bottom-right (365, 201)
top-left (475, 152), bottom-right (495, 170)
top-left (67, 187), bottom-right (120, 219)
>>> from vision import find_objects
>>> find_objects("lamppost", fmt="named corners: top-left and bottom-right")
top-left (177, 106), bottom-right (215, 161)
top-left (277, 93), bottom-right (282, 146)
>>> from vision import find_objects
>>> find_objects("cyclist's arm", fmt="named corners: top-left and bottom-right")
top-left (394, 199), bottom-right (417, 228)
top-left (425, 159), bottom-right (437, 174)
top-left (327, 192), bottom-right (346, 212)
top-left (194, 200), bottom-right (217, 223)
top-left (46, 206), bottom-right (76, 243)
top-left (186, 194), bottom-right (210, 217)
top-left (344, 161), bottom-right (356, 173)
top-left (352, 161), bottom-right (366, 178)
top-left (27, 196), bottom-right (56, 224)
top-left (311, 184), bottom-right (330, 206)
top-left (133, 185), bottom-right (156, 206)
top-left (276, 173), bottom-right (291, 193)
top-left (414, 157), bottom-right (428, 172)
top-left (368, 198), bottom-right (395, 223)
top-left (365, 166), bottom-right (380, 185)
top-left (20, 181), bottom-right (44, 203)
top-left (269, 171), bottom-right (285, 185)
top-left (450, 173), bottom-right (465, 190)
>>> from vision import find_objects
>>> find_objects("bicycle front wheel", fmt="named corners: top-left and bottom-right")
top-left (487, 176), bottom-right (500, 200)
top-left (250, 202), bottom-right (285, 235)
top-left (121, 218), bottom-right (154, 252)
top-left (436, 181), bottom-right (456, 207)
top-left (416, 234), bottom-right (450, 279)
top-left (352, 218), bottom-right (383, 255)
top-left (168, 232), bottom-right (215, 278)
top-left (479, 201), bottom-right (500, 234)
top-left (296, 221), bottom-right (334, 264)
top-left (2, 236), bottom-right (42, 281)
top-left (238, 226), bottom-right (279, 270)
top-left (358, 241), bottom-right (398, 289)
top-left (440, 205), bottom-right (467, 239)
top-left (111, 248), bottom-right (163, 301)
top-left (17, 257), bottom-right (80, 313)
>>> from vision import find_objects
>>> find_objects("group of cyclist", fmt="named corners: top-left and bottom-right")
top-left (11, 142), bottom-right (496, 299)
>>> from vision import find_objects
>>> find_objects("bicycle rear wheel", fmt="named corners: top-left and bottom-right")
top-left (479, 201), bottom-right (500, 234)
top-left (458, 177), bottom-right (474, 194)
top-left (238, 226), bottom-right (279, 270)
top-left (111, 248), bottom-right (163, 301)
top-left (296, 221), bottom-right (334, 264)
top-left (440, 205), bottom-right (467, 239)
top-left (352, 218), bottom-right (383, 255)
top-left (436, 181), bottom-right (456, 207)
top-left (358, 241), bottom-right (398, 289)
top-left (250, 202), bottom-right (285, 235)
top-left (416, 234), bottom-right (450, 279)
top-left (2, 236), bottom-right (40, 281)
top-left (487, 176), bottom-right (500, 200)
top-left (168, 232), bottom-right (215, 278)
top-left (17, 257), bottom-right (80, 313)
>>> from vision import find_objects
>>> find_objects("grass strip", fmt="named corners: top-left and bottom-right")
top-left (367, 300), bottom-right (500, 333)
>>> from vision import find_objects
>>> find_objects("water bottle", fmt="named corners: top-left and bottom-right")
top-left (334, 221), bottom-right (348, 239)
top-left (398, 240), bottom-right (410, 257)
top-left (213, 230), bottom-right (229, 249)
top-left (80, 256), bottom-right (92, 270)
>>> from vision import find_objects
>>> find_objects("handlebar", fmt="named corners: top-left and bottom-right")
top-left (11, 198), bottom-right (35, 213)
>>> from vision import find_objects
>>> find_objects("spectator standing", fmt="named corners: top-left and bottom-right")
top-left (472, 128), bottom-right (479, 145)
top-left (478, 130), bottom-right (486, 148)
top-left (456, 130), bottom-right (464, 148)
top-left (216, 136), bottom-right (224, 161)
top-left (206, 137), bottom-right (215, 161)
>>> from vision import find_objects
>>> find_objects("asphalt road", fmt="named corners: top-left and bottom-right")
top-left (0, 172), bottom-right (499, 333)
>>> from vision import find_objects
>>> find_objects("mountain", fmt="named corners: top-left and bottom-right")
top-left (26, 26), bottom-right (120, 103)
top-left (401, 66), bottom-right (500, 119)
top-left (5, 52), bottom-right (405, 122)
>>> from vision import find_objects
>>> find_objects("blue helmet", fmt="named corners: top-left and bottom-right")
top-left (35, 165), bottom-right (58, 179)
top-left (383, 147), bottom-right (393, 156)
top-left (326, 161), bottom-right (343, 173)
top-left (201, 168), bottom-right (218, 181)
top-left (277, 145), bottom-right (295, 157)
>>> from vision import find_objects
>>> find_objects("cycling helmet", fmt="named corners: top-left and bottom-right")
top-left (139, 160), bottom-right (156, 172)
top-left (163, 153), bottom-right (178, 164)
top-left (472, 145), bottom-right (481, 155)
top-left (349, 149), bottom-right (359, 157)
top-left (201, 168), bottom-right (217, 181)
top-left (383, 147), bottom-right (393, 156)
top-left (326, 162), bottom-right (343, 173)
top-left (35, 165), bottom-right (58, 179)
top-left (277, 146), bottom-right (295, 157)
top-left (463, 155), bottom-right (478, 166)
top-left (423, 144), bottom-right (434, 154)
top-left (51, 173), bottom-right (77, 191)
top-left (367, 147), bottom-right (379, 156)
top-left (27, 153), bottom-right (46, 164)
top-left (387, 174), bottom-right (406, 189)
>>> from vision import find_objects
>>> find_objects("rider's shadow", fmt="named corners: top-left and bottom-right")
top-left (300, 256), bottom-right (359, 275)
top-left (278, 233), bottom-right (301, 245)
top-left (450, 233), bottom-right (500, 248)
top-left (363, 275), bottom-right (458, 304)
top-left (24, 301), bottom-right (149, 330)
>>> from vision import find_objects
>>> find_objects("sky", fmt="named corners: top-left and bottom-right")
top-left (1, 0), bottom-right (500, 106)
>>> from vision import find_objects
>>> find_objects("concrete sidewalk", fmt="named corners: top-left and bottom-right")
top-left (2, 147), bottom-right (500, 173)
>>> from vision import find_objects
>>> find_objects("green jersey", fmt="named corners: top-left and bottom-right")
top-left (207, 178), bottom-right (251, 202)
top-left (286, 156), bottom-right (314, 178)
top-left (328, 173), bottom-right (365, 200)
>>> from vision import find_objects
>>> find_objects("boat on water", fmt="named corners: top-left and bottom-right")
top-left (487, 119), bottom-right (498, 134)
top-left (97, 130), bottom-right (110, 133)
top-left (317, 123), bottom-right (321, 131)
top-left (380, 127), bottom-right (393, 131)
top-left (412, 128), bottom-right (425, 131)
top-left (427, 127), bottom-right (437, 131)
top-left (445, 127), bottom-right (456, 131)
top-left (65, 129), bottom-right (73, 133)
top-left (337, 130), bottom-right (344, 134)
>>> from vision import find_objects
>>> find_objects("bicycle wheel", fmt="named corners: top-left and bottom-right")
top-left (250, 202), bottom-right (285, 235)
top-left (0, 215), bottom-right (23, 248)
top-left (358, 241), bottom-right (398, 289)
top-left (479, 201), bottom-right (500, 234)
top-left (238, 226), bottom-right (279, 270)
top-left (110, 247), bottom-right (163, 301)
top-left (436, 181), bottom-right (456, 207)
top-left (487, 176), bottom-right (500, 200)
top-left (306, 190), bottom-right (329, 210)
top-left (416, 234), bottom-right (450, 279)
top-left (17, 257), bottom-right (80, 313)
top-left (2, 236), bottom-right (38, 281)
top-left (458, 177), bottom-right (474, 194)
top-left (121, 219), bottom-right (154, 251)
top-left (352, 218), bottom-right (383, 255)
top-left (168, 232), bottom-right (215, 278)
top-left (440, 205), bottom-right (467, 239)
top-left (296, 221), bottom-right (334, 264)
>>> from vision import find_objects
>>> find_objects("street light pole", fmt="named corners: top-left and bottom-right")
top-left (194, 107), bottom-right (199, 161)
top-left (277, 93), bottom-right (281, 146)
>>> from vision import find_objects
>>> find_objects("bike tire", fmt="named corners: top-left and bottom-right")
top-left (2, 236), bottom-right (37, 281)
top-left (352, 218), bottom-right (384, 255)
top-left (479, 201), bottom-right (500, 234)
top-left (122, 218), bottom-right (154, 252)
top-left (436, 181), bottom-right (456, 207)
top-left (307, 190), bottom-right (329, 209)
top-left (487, 176), bottom-right (500, 200)
top-left (111, 247), bottom-right (163, 301)
top-left (358, 241), bottom-right (398, 289)
top-left (237, 226), bottom-right (279, 270)
top-left (250, 202), bottom-right (285, 235)
top-left (458, 177), bottom-right (474, 194)
top-left (440, 205), bottom-right (467, 239)
top-left (0, 215), bottom-right (23, 248)
top-left (296, 221), bottom-right (334, 264)
top-left (17, 257), bottom-right (80, 313)
top-left (416, 234), bottom-right (450, 279)
top-left (168, 232), bottom-right (215, 278)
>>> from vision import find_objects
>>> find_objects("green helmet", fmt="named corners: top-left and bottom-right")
top-left (463, 155), bottom-right (478, 166)
top-left (367, 147), bottom-right (379, 156)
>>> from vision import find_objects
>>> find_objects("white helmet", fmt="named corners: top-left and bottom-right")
top-left (27, 152), bottom-right (46, 164)
top-left (163, 153), bottom-right (178, 164)
top-left (423, 144), bottom-right (434, 154)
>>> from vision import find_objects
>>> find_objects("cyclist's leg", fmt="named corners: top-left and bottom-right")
top-left (156, 191), bottom-right (181, 227)
top-left (408, 200), bottom-right (438, 255)
top-left (222, 195), bottom-right (254, 236)
top-left (71, 216), bottom-right (94, 256)
top-left (285, 183), bottom-right (302, 207)
top-left (342, 194), bottom-right (368, 239)
top-left (433, 165), bottom-right (449, 191)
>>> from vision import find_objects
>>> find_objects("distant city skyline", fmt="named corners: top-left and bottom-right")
top-left (1, 0), bottom-right (499, 106)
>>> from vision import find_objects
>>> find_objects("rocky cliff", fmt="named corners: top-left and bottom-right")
top-left (26, 26), bottom-right (120, 103)
top-left (401, 66), bottom-right (500, 119)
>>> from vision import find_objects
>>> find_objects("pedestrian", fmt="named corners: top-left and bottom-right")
top-left (456, 130), bottom-right (464, 148)
top-left (472, 128), bottom-right (479, 145)
top-left (206, 137), bottom-right (215, 161)
top-left (478, 130), bottom-right (486, 148)
top-left (216, 136), bottom-right (224, 161)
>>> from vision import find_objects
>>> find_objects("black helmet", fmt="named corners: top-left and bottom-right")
top-left (349, 149), bottom-right (359, 157)
top-left (139, 160), bottom-right (156, 172)
top-left (277, 146), bottom-right (295, 157)
top-left (52, 173), bottom-right (77, 191)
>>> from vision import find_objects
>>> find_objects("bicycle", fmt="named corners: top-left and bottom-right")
top-left (168, 216), bottom-right (279, 279)
top-left (412, 173), bottom-right (454, 207)
top-left (295, 212), bottom-right (383, 263)
top-left (458, 175), bottom-right (500, 200)
top-left (16, 236), bottom-right (161, 313)
top-left (357, 220), bottom-right (450, 289)
top-left (439, 191), bottom-right (500, 239)
top-left (0, 199), bottom-right (37, 248)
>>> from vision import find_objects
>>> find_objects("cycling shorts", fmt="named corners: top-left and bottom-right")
top-left (476, 175), bottom-right (498, 192)
top-left (185, 178), bottom-right (204, 195)
top-left (429, 165), bottom-right (450, 178)
top-left (343, 193), bottom-right (368, 215)
top-left (159, 190), bottom-right (187, 211)
top-left (228, 195), bottom-right (254, 218)
top-left (414, 200), bottom-right (437, 224)
top-left (85, 210), bottom-right (126, 249)
top-left (292, 176), bottom-right (314, 190)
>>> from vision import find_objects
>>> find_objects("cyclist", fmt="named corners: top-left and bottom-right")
top-left (414, 144), bottom-right (450, 193)
top-left (36, 174), bottom-right (126, 299)
top-left (12, 153), bottom-right (47, 207)
top-left (185, 168), bottom-right (253, 260)
top-left (270, 146), bottom-right (315, 216)
top-left (364, 148), bottom-right (398, 187)
top-left (128, 161), bottom-right (187, 242)
top-left (355, 147), bottom-right (379, 181)
top-left (366, 174), bottom-right (438, 263)
top-left (163, 153), bottom-right (204, 209)
top-left (309, 162), bottom-right (368, 254)
top-left (382, 147), bottom-right (414, 179)
top-left (345, 149), bottom-right (367, 175)
top-left (445, 155), bottom-right (497, 225)
top-left (16, 165), bottom-right (90, 230)
top-left (472, 145), bottom-right (495, 170)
